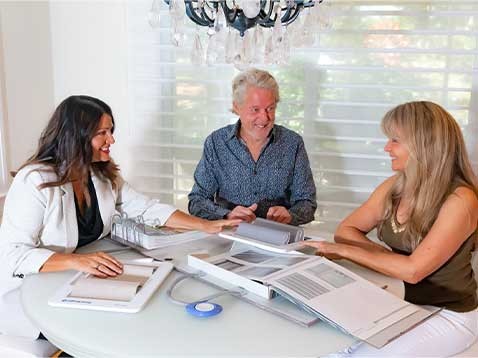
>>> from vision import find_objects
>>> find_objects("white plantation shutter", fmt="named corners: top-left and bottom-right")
top-left (126, 0), bottom-right (478, 235)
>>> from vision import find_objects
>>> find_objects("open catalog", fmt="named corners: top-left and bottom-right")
top-left (110, 213), bottom-right (208, 250)
top-left (49, 261), bottom-right (173, 313)
top-left (188, 220), bottom-right (440, 348)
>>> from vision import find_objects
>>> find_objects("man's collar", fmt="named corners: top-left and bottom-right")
top-left (227, 119), bottom-right (278, 143)
top-left (226, 120), bottom-right (241, 140)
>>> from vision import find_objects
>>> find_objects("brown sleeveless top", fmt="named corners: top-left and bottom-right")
top-left (380, 216), bottom-right (477, 312)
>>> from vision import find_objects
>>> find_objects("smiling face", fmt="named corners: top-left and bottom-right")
top-left (91, 114), bottom-right (115, 162)
top-left (234, 86), bottom-right (277, 144)
top-left (384, 129), bottom-right (409, 172)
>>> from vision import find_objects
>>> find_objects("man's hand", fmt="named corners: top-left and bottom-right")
top-left (226, 203), bottom-right (258, 222)
top-left (266, 206), bottom-right (292, 224)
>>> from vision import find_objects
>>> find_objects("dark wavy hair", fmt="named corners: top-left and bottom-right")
top-left (20, 95), bottom-right (119, 189)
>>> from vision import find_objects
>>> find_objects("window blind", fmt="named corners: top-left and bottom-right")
top-left (126, 0), bottom-right (478, 234)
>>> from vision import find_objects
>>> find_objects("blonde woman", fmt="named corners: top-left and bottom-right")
top-left (306, 101), bottom-right (478, 356)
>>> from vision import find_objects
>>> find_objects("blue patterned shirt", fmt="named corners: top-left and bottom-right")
top-left (188, 121), bottom-right (317, 225)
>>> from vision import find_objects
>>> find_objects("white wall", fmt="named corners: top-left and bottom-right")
top-left (0, 1), bottom-right (55, 173)
top-left (49, 1), bottom-right (132, 176)
top-left (0, 1), bottom-right (132, 180)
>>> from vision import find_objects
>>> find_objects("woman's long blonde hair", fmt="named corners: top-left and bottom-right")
top-left (378, 101), bottom-right (478, 249)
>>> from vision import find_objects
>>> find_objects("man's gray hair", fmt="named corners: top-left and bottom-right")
top-left (232, 68), bottom-right (280, 106)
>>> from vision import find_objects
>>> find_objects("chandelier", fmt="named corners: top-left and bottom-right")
top-left (148, 0), bottom-right (331, 67)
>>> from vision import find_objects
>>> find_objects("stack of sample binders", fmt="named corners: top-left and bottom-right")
top-left (110, 213), bottom-right (207, 250)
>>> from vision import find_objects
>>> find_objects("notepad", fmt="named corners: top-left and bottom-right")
top-left (48, 261), bottom-right (173, 313)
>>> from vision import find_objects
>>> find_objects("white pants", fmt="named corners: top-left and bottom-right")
top-left (333, 308), bottom-right (478, 357)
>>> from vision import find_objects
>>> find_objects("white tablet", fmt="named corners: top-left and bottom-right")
top-left (48, 260), bottom-right (173, 313)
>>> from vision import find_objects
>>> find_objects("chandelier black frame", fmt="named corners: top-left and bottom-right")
top-left (164, 0), bottom-right (324, 36)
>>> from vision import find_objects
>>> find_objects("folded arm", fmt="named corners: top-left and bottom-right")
top-left (308, 181), bottom-right (478, 283)
top-left (333, 176), bottom-right (397, 253)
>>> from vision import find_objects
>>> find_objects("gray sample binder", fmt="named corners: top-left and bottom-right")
top-left (218, 218), bottom-right (306, 254)
top-left (187, 238), bottom-right (441, 349)
top-left (235, 218), bottom-right (305, 244)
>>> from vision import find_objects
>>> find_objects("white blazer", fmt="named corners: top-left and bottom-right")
top-left (0, 164), bottom-right (177, 338)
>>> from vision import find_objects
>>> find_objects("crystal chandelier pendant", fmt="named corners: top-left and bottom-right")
top-left (301, 8), bottom-right (317, 47)
top-left (252, 26), bottom-right (265, 64)
top-left (264, 34), bottom-right (274, 65)
top-left (225, 29), bottom-right (236, 64)
top-left (147, 0), bottom-right (161, 28)
top-left (151, 0), bottom-right (331, 66)
top-left (279, 31), bottom-right (291, 65)
top-left (191, 30), bottom-right (204, 65)
top-left (206, 34), bottom-right (218, 66)
top-left (242, 0), bottom-right (261, 19)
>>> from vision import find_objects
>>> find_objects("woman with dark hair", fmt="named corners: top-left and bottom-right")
top-left (0, 95), bottom-right (239, 340)
top-left (306, 101), bottom-right (478, 356)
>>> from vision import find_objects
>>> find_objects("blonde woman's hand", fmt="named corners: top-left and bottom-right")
top-left (201, 219), bottom-right (242, 234)
top-left (304, 241), bottom-right (344, 260)
top-left (69, 252), bottom-right (123, 278)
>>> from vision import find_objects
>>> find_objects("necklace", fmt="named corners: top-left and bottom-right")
top-left (390, 215), bottom-right (405, 234)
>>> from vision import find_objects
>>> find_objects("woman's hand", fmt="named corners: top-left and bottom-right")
top-left (41, 251), bottom-right (123, 278)
top-left (164, 210), bottom-right (241, 233)
top-left (304, 241), bottom-right (345, 260)
top-left (201, 219), bottom-right (242, 234)
top-left (69, 252), bottom-right (123, 278)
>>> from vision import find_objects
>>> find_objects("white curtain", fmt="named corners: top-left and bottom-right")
top-left (126, 0), bottom-right (478, 235)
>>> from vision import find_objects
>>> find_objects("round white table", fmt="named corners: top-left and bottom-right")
top-left (21, 236), bottom-right (402, 357)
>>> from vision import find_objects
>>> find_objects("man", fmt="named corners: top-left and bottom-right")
top-left (188, 68), bottom-right (317, 226)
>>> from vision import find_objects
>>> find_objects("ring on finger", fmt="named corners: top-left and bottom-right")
top-left (96, 263), bottom-right (101, 269)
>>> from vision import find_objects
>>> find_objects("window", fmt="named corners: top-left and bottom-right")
top-left (126, 0), bottom-right (478, 234)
